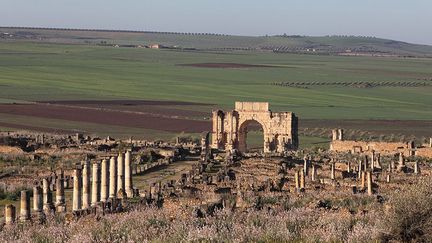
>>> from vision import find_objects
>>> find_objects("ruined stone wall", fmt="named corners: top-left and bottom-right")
top-left (330, 140), bottom-right (432, 158)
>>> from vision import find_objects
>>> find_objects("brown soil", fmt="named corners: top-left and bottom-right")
top-left (177, 63), bottom-right (278, 68)
top-left (0, 103), bottom-right (211, 133)
top-left (39, 100), bottom-right (211, 106)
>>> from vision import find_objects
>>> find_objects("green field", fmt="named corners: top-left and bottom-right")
top-left (1, 42), bottom-right (431, 119)
top-left (0, 39), bottom-right (431, 148)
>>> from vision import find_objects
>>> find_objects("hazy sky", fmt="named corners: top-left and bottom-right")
top-left (2, 0), bottom-right (431, 45)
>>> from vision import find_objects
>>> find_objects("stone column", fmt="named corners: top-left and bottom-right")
top-left (366, 171), bottom-right (373, 196)
top-left (72, 168), bottom-right (82, 211)
top-left (19, 190), bottom-right (30, 222)
top-left (429, 137), bottom-right (432, 148)
top-left (347, 161), bottom-right (351, 173)
top-left (332, 129), bottom-right (338, 141)
top-left (376, 153), bottom-right (382, 168)
top-left (109, 156), bottom-right (117, 199)
top-left (294, 170), bottom-right (300, 190)
top-left (338, 129), bottom-right (344, 141)
top-left (33, 186), bottom-right (43, 214)
top-left (414, 161), bottom-right (420, 174)
top-left (117, 153), bottom-right (125, 196)
top-left (398, 153), bottom-right (406, 172)
top-left (360, 171), bottom-right (366, 190)
top-left (125, 150), bottom-right (133, 197)
top-left (311, 165), bottom-right (317, 182)
top-left (370, 151), bottom-right (375, 170)
top-left (42, 178), bottom-right (53, 213)
top-left (55, 175), bottom-right (66, 213)
top-left (303, 157), bottom-right (309, 176)
top-left (399, 153), bottom-right (405, 166)
top-left (100, 159), bottom-right (109, 202)
top-left (91, 161), bottom-right (100, 207)
top-left (386, 173), bottom-right (391, 183)
top-left (4, 204), bottom-right (16, 225)
top-left (358, 161), bottom-right (362, 179)
top-left (330, 163), bottom-right (335, 180)
top-left (82, 160), bottom-right (91, 209)
top-left (300, 171), bottom-right (305, 190)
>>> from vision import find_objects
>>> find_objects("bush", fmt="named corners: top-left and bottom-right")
top-left (381, 177), bottom-right (432, 241)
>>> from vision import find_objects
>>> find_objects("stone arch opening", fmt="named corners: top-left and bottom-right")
top-left (211, 102), bottom-right (298, 154)
top-left (238, 119), bottom-right (265, 153)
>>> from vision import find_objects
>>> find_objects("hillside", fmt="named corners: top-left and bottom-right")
top-left (1, 27), bottom-right (432, 57)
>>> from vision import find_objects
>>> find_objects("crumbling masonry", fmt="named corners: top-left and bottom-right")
top-left (212, 102), bottom-right (298, 153)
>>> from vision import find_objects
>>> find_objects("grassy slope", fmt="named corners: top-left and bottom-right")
top-left (3, 27), bottom-right (432, 56)
top-left (0, 42), bottom-right (431, 120)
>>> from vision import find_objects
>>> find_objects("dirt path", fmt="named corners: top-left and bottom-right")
top-left (133, 158), bottom-right (199, 191)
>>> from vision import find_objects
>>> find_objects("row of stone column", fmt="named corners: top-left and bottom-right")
top-left (72, 151), bottom-right (134, 211)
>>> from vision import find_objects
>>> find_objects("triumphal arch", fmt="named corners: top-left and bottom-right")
top-left (211, 102), bottom-right (298, 153)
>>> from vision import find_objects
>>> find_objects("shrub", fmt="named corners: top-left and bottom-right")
top-left (380, 177), bottom-right (432, 241)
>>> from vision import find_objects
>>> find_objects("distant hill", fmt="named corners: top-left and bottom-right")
top-left (1, 26), bottom-right (432, 57)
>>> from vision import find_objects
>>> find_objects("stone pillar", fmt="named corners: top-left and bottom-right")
top-left (100, 159), bottom-right (109, 202)
top-left (4, 204), bottom-right (16, 225)
top-left (370, 152), bottom-right (375, 171)
top-left (414, 161), bottom-right (420, 174)
top-left (429, 138), bottom-right (432, 148)
top-left (390, 160), bottom-right (395, 170)
top-left (398, 153), bottom-right (406, 172)
top-left (347, 161), bottom-right (351, 173)
top-left (366, 171), bottom-right (373, 196)
top-left (360, 171), bottom-right (366, 190)
top-left (338, 129), bottom-right (344, 141)
top-left (330, 163), bottom-right (335, 180)
top-left (311, 165), bottom-right (317, 182)
top-left (386, 173), bottom-right (391, 183)
top-left (55, 176), bottom-right (66, 213)
top-left (376, 153), bottom-right (382, 168)
top-left (358, 161), bottom-right (362, 179)
top-left (399, 153), bottom-right (405, 166)
top-left (109, 156), bottom-right (117, 199)
top-left (19, 190), bottom-right (30, 222)
top-left (42, 178), bottom-right (53, 213)
top-left (82, 160), bottom-right (91, 209)
top-left (72, 168), bottom-right (82, 211)
top-left (125, 150), bottom-right (133, 197)
top-left (332, 129), bottom-right (338, 141)
top-left (300, 171), bottom-right (305, 190)
top-left (117, 153), bottom-right (125, 195)
top-left (294, 170), bottom-right (300, 190)
top-left (303, 157), bottom-right (309, 176)
top-left (91, 161), bottom-right (101, 207)
top-left (33, 186), bottom-right (43, 214)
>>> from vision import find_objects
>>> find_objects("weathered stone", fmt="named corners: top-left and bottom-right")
top-left (42, 178), bottom-right (54, 213)
top-left (91, 161), bottom-right (100, 207)
top-left (125, 150), bottom-right (133, 197)
top-left (117, 153), bottom-right (125, 194)
top-left (19, 190), bottom-right (30, 222)
top-left (55, 176), bottom-right (66, 213)
top-left (33, 186), bottom-right (43, 214)
top-left (109, 156), bottom-right (117, 199)
top-left (72, 168), bottom-right (82, 211)
top-left (100, 159), bottom-right (109, 202)
top-left (211, 102), bottom-right (298, 153)
top-left (367, 171), bottom-right (373, 196)
top-left (4, 204), bottom-right (16, 225)
top-left (82, 160), bottom-right (91, 209)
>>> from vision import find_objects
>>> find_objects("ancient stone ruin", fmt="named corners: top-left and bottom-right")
top-left (330, 129), bottom-right (432, 158)
top-left (211, 102), bottom-right (298, 153)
